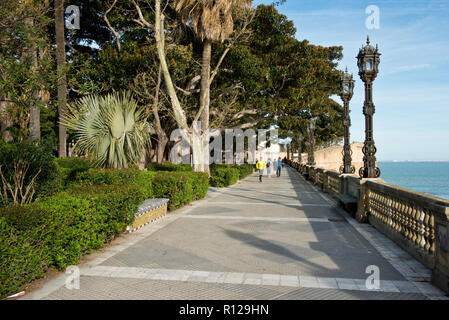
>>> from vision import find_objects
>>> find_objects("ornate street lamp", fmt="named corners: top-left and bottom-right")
top-left (357, 36), bottom-right (381, 178)
top-left (307, 117), bottom-right (318, 166)
top-left (339, 67), bottom-right (355, 174)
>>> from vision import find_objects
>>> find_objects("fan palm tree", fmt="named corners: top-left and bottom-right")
top-left (62, 91), bottom-right (151, 168)
top-left (174, 0), bottom-right (252, 172)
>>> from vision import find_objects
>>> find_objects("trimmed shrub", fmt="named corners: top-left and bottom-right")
top-left (210, 167), bottom-right (240, 187)
top-left (0, 210), bottom-right (50, 298)
top-left (75, 168), bottom-right (154, 198)
top-left (147, 161), bottom-right (193, 172)
top-left (0, 183), bottom-right (146, 298)
top-left (55, 157), bottom-right (93, 179)
top-left (181, 172), bottom-right (209, 201)
top-left (46, 157), bottom-right (95, 195)
top-left (210, 164), bottom-right (232, 171)
top-left (233, 164), bottom-right (255, 180)
top-left (151, 172), bottom-right (193, 210)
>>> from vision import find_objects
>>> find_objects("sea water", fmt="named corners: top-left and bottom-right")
top-left (378, 162), bottom-right (449, 200)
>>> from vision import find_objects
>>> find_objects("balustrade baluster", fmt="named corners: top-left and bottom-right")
top-left (417, 209), bottom-right (425, 249)
top-left (429, 213), bottom-right (435, 254)
top-left (411, 206), bottom-right (418, 245)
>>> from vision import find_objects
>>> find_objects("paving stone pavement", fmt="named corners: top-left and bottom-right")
top-left (22, 166), bottom-right (449, 300)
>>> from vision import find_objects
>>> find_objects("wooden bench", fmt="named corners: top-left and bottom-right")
top-left (335, 194), bottom-right (358, 216)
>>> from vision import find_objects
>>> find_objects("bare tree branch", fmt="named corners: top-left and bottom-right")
top-left (104, 0), bottom-right (121, 52)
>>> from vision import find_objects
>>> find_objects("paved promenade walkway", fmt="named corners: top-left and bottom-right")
top-left (23, 166), bottom-right (448, 300)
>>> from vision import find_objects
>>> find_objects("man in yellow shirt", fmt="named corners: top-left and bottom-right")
top-left (256, 159), bottom-right (266, 182)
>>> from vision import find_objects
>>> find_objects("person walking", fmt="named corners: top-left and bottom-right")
top-left (256, 159), bottom-right (266, 182)
top-left (266, 158), bottom-right (273, 178)
top-left (276, 157), bottom-right (282, 177)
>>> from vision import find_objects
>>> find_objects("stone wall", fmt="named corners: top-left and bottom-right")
top-left (298, 142), bottom-right (364, 173)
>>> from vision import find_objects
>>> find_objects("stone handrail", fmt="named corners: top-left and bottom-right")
top-left (286, 159), bottom-right (449, 293)
top-left (364, 180), bottom-right (440, 265)
top-left (327, 170), bottom-right (341, 194)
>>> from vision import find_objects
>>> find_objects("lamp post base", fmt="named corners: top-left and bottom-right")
top-left (359, 166), bottom-right (381, 179)
top-left (340, 165), bottom-right (356, 175)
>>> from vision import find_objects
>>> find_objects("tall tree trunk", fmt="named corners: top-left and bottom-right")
top-left (24, 14), bottom-right (40, 142)
top-left (0, 100), bottom-right (13, 142)
top-left (152, 64), bottom-right (168, 164)
top-left (29, 105), bottom-right (40, 141)
top-left (154, 0), bottom-right (188, 130)
top-left (297, 137), bottom-right (302, 163)
top-left (55, 0), bottom-right (67, 157)
top-left (199, 39), bottom-right (212, 173)
top-left (156, 138), bottom-right (168, 164)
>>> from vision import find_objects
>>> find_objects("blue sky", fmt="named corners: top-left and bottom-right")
top-left (254, 0), bottom-right (449, 161)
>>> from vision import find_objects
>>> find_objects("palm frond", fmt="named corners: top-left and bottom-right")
top-left (62, 91), bottom-right (151, 168)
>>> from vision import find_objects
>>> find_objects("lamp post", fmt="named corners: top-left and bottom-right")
top-left (339, 67), bottom-right (355, 174)
top-left (357, 36), bottom-right (381, 178)
top-left (307, 117), bottom-right (317, 166)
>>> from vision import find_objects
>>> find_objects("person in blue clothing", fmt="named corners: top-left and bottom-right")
top-left (276, 157), bottom-right (282, 177)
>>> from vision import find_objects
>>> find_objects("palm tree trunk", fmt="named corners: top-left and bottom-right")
top-left (199, 39), bottom-right (212, 173)
top-left (55, 0), bottom-right (67, 157)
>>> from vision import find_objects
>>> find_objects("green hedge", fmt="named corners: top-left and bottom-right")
top-left (55, 157), bottom-right (93, 181)
top-left (76, 168), bottom-right (154, 198)
top-left (152, 172), bottom-right (192, 210)
top-left (233, 164), bottom-right (255, 180)
top-left (151, 172), bottom-right (210, 210)
top-left (210, 167), bottom-right (240, 187)
top-left (0, 183), bottom-right (145, 298)
top-left (35, 157), bottom-right (96, 198)
top-left (209, 164), bottom-right (253, 187)
top-left (147, 161), bottom-right (193, 172)
top-left (182, 172), bottom-right (210, 201)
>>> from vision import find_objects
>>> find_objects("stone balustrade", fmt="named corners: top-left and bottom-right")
top-left (327, 170), bottom-right (341, 195)
top-left (286, 159), bottom-right (449, 294)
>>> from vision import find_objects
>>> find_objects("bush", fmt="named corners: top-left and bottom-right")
top-left (55, 157), bottom-right (93, 180)
top-left (210, 164), bottom-right (232, 171)
top-left (0, 183), bottom-right (146, 298)
top-left (0, 141), bottom-right (58, 206)
top-left (147, 161), bottom-right (193, 172)
top-left (62, 91), bottom-right (151, 168)
top-left (210, 167), bottom-right (240, 187)
top-left (75, 168), bottom-right (154, 198)
top-left (233, 164), bottom-right (255, 180)
top-left (180, 172), bottom-right (209, 201)
top-left (0, 211), bottom-right (50, 298)
top-left (151, 172), bottom-right (193, 210)
top-left (40, 157), bottom-right (96, 196)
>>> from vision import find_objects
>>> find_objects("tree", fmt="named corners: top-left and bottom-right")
top-left (129, 0), bottom-right (253, 172)
top-left (0, 0), bottom-right (53, 142)
top-left (174, 0), bottom-right (252, 173)
top-left (62, 91), bottom-right (151, 168)
top-left (55, 0), bottom-right (68, 157)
